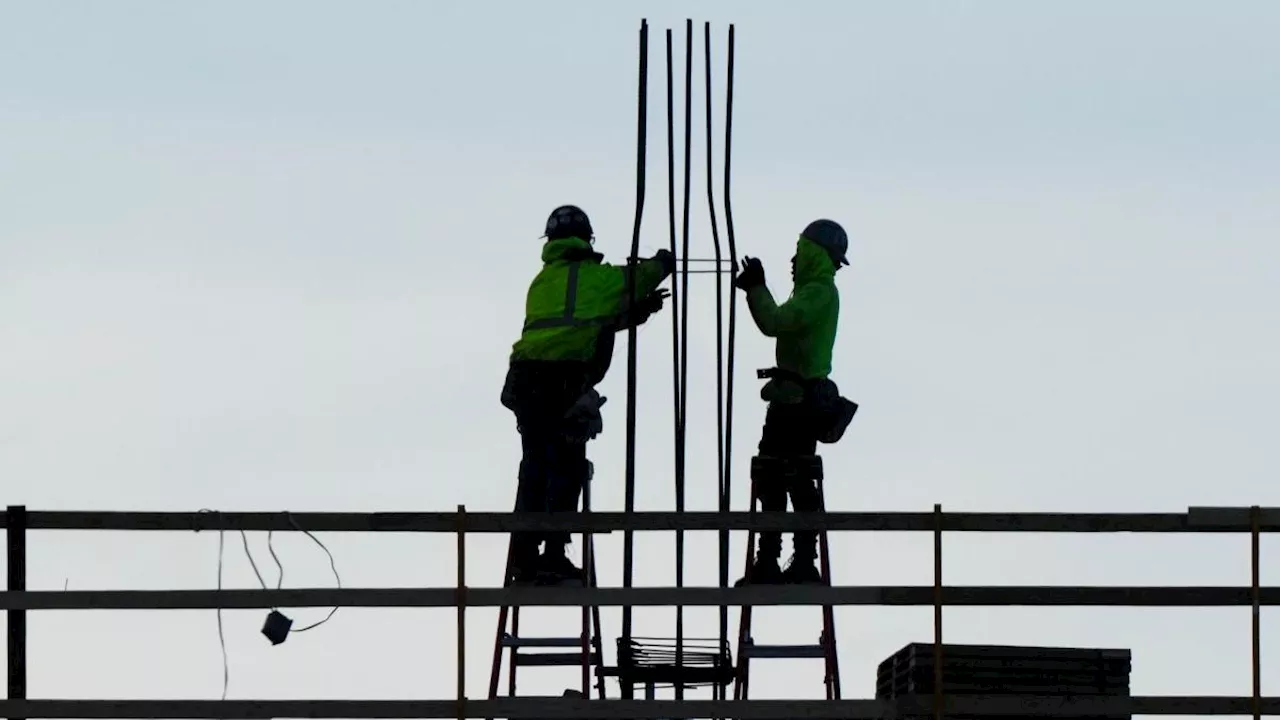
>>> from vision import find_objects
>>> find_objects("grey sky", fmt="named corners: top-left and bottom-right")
top-left (2, 0), bottom-right (1279, 711)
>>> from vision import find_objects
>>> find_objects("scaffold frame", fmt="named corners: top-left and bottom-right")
top-left (3, 503), bottom-right (1275, 719)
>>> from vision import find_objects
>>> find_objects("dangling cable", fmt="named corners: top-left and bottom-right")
top-left (197, 508), bottom-right (231, 703)
top-left (198, 509), bottom-right (344, 707)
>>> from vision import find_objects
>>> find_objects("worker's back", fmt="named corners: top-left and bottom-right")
top-left (510, 236), bottom-right (620, 366)
top-left (504, 234), bottom-right (671, 418)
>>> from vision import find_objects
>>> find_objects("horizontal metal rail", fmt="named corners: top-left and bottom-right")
top-left (0, 506), bottom-right (1275, 533)
top-left (4, 503), bottom-right (1270, 719)
top-left (1, 695), bottom-right (1278, 719)
top-left (3, 585), bottom-right (1278, 610)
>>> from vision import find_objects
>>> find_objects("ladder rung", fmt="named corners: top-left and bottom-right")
top-left (742, 643), bottom-right (826, 659)
top-left (513, 652), bottom-right (603, 667)
top-left (501, 634), bottom-right (592, 648)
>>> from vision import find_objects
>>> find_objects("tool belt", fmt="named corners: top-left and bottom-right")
top-left (501, 360), bottom-right (605, 443)
top-left (756, 367), bottom-right (859, 445)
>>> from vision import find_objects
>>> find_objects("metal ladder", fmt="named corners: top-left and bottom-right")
top-left (733, 454), bottom-right (842, 700)
top-left (487, 464), bottom-right (607, 700)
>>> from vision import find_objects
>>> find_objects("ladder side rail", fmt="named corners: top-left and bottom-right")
top-left (816, 476), bottom-right (841, 699)
top-left (580, 468), bottom-right (594, 697)
top-left (733, 475), bottom-right (760, 700)
top-left (487, 493), bottom-right (523, 702)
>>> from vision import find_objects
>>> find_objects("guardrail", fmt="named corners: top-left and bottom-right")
top-left (3, 504), bottom-right (1275, 719)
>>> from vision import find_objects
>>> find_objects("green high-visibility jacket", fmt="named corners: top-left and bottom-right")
top-left (746, 235), bottom-right (840, 394)
top-left (510, 237), bottom-right (670, 366)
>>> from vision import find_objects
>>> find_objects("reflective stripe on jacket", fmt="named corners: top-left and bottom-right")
top-left (511, 236), bottom-right (668, 364)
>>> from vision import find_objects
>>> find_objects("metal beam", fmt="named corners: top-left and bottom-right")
top-left (3, 585), bottom-right (1279, 610)
top-left (4, 508), bottom-right (1280, 533)
top-left (1, 695), bottom-right (1279, 719)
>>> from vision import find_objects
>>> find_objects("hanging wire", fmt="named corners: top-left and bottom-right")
top-left (621, 18), bottom-right (649, 650)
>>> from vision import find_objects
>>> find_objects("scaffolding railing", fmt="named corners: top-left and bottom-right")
top-left (2, 504), bottom-right (1276, 719)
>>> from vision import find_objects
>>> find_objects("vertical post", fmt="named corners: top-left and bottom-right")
top-left (932, 503), bottom-right (944, 720)
top-left (1250, 505), bottom-right (1261, 720)
top-left (456, 504), bottom-right (467, 720)
top-left (7, 505), bottom-right (28, 720)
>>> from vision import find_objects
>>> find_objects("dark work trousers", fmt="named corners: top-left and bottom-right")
top-left (755, 401), bottom-right (823, 562)
top-left (513, 423), bottom-right (589, 566)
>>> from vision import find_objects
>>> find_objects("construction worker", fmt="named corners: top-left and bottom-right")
top-left (732, 219), bottom-right (858, 586)
top-left (501, 204), bottom-right (675, 585)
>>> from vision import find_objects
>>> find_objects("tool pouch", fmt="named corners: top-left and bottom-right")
top-left (501, 361), bottom-right (591, 436)
top-left (808, 378), bottom-right (858, 445)
top-left (757, 367), bottom-right (858, 445)
top-left (561, 388), bottom-right (607, 444)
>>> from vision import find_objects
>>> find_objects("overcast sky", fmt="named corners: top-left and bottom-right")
top-left (2, 0), bottom-right (1279, 712)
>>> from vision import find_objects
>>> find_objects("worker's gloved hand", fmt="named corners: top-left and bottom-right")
top-left (613, 288), bottom-right (671, 331)
top-left (653, 248), bottom-right (676, 275)
top-left (733, 257), bottom-right (765, 290)
top-left (637, 288), bottom-right (671, 316)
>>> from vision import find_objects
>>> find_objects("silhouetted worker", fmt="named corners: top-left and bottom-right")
top-left (733, 219), bottom-right (858, 586)
top-left (501, 204), bottom-right (675, 585)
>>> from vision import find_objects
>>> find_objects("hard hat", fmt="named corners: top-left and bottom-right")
top-left (802, 218), bottom-right (849, 266)
top-left (543, 205), bottom-right (594, 241)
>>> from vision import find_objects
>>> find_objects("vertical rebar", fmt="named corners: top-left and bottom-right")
top-left (455, 505), bottom-right (466, 720)
top-left (676, 17), bottom-right (695, 698)
top-left (1251, 505), bottom-right (1261, 720)
top-left (702, 19), bottom-right (730, 667)
top-left (663, 26), bottom-right (684, 702)
top-left (621, 17), bottom-right (649, 655)
top-left (721, 25), bottom-right (741, 676)
top-left (933, 503), bottom-right (944, 720)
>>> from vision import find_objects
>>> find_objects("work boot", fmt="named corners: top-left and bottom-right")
top-left (537, 553), bottom-right (586, 586)
top-left (734, 556), bottom-right (783, 587)
top-left (781, 556), bottom-right (823, 585)
top-left (509, 548), bottom-right (541, 586)
top-left (511, 563), bottom-right (540, 585)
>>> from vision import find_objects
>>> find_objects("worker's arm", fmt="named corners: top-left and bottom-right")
top-left (746, 282), bottom-right (834, 337)
top-left (622, 254), bottom-right (673, 298)
top-left (609, 252), bottom-right (674, 330)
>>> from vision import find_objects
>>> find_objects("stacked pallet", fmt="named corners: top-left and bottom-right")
top-left (876, 643), bottom-right (1132, 719)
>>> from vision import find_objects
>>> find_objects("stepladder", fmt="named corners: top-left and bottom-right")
top-left (487, 459), bottom-right (607, 700)
top-left (733, 453), bottom-right (842, 700)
